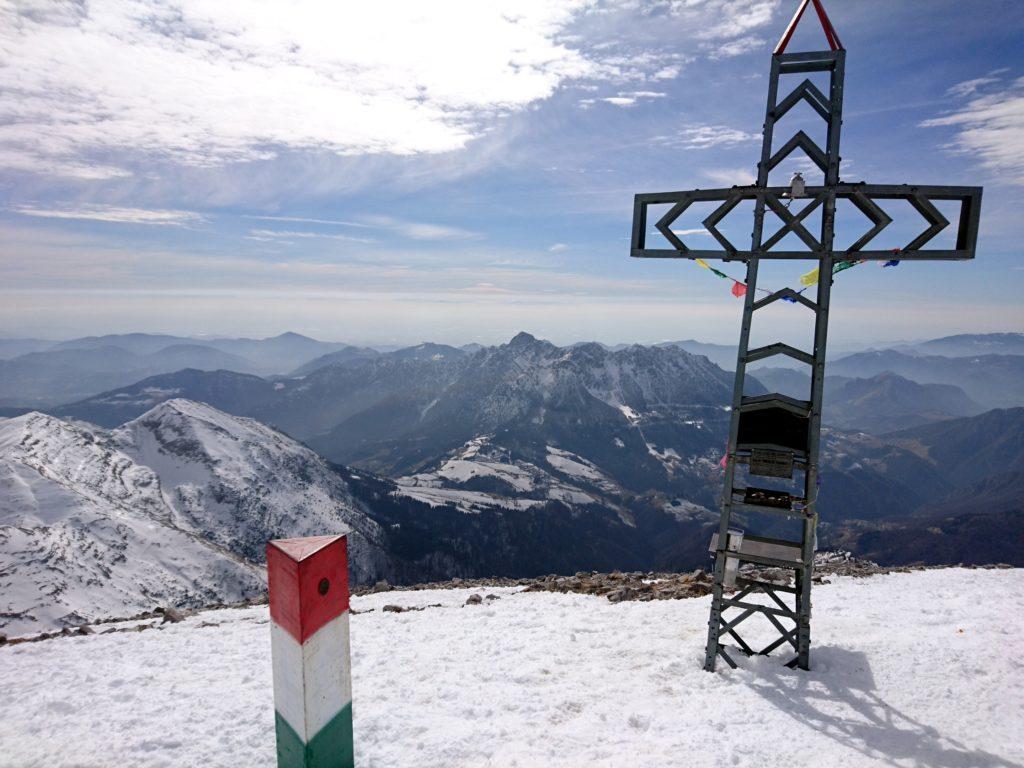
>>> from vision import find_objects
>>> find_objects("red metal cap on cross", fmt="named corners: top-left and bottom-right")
top-left (774, 0), bottom-right (843, 55)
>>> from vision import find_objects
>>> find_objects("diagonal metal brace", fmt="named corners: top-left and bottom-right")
top-left (846, 190), bottom-right (893, 252)
top-left (702, 194), bottom-right (744, 254)
top-left (766, 131), bottom-right (829, 176)
top-left (773, 78), bottom-right (831, 122)
top-left (764, 193), bottom-right (824, 251)
top-left (654, 200), bottom-right (693, 252)
top-left (905, 193), bottom-right (950, 251)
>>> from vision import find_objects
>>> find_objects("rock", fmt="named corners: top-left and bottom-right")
top-left (607, 587), bottom-right (637, 603)
top-left (382, 604), bottom-right (404, 613)
top-left (371, 580), bottom-right (393, 593)
top-left (485, 594), bottom-right (500, 601)
top-left (465, 594), bottom-right (483, 606)
top-left (160, 607), bottom-right (185, 624)
top-left (0, 633), bottom-right (6, 645)
top-left (77, 626), bottom-right (95, 636)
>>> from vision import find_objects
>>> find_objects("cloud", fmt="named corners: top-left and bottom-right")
top-left (243, 215), bottom-right (376, 228)
top-left (244, 213), bottom-right (477, 242)
top-left (702, 167), bottom-right (757, 186)
top-left (708, 36), bottom-right (764, 59)
top-left (548, 243), bottom-right (570, 252)
top-left (922, 75), bottom-right (1024, 185)
top-left (0, 1), bottom-right (601, 178)
top-left (684, 0), bottom-right (781, 41)
top-left (946, 69), bottom-right (1009, 97)
top-left (0, 150), bottom-right (132, 181)
top-left (657, 125), bottom-right (760, 150)
top-left (596, 90), bottom-right (667, 108)
top-left (0, 1), bottom-right (782, 182)
top-left (461, 282), bottom-right (513, 294)
top-left (246, 229), bottom-right (374, 244)
top-left (10, 204), bottom-right (205, 226)
top-left (360, 215), bottom-right (480, 241)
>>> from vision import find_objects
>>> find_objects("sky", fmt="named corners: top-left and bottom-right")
top-left (0, 0), bottom-right (1022, 347)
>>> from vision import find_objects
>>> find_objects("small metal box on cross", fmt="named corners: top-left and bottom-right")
top-left (628, 0), bottom-right (982, 672)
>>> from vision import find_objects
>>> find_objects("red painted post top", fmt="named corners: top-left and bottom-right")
top-left (267, 534), bottom-right (350, 644)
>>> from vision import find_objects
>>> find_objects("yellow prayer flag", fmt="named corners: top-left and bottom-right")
top-left (799, 267), bottom-right (820, 287)
top-left (695, 258), bottom-right (711, 270)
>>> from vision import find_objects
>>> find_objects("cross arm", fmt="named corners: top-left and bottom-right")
top-left (631, 183), bottom-right (982, 261)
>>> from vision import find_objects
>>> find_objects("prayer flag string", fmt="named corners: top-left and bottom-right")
top-left (690, 256), bottom-right (898, 298)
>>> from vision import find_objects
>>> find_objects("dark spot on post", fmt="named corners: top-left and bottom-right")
top-left (318, 578), bottom-right (330, 596)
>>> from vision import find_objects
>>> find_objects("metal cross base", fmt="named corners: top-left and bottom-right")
top-left (628, 4), bottom-right (981, 672)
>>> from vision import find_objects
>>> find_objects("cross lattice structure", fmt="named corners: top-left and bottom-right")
top-left (629, 0), bottom-right (982, 672)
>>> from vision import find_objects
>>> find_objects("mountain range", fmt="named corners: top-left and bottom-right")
top-left (0, 332), bottom-right (351, 406)
top-left (1, 330), bottom-right (1022, 633)
top-left (1, 399), bottom-right (719, 634)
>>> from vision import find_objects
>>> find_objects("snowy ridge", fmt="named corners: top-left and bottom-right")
top-left (0, 400), bottom-right (390, 635)
top-left (0, 410), bottom-right (264, 635)
top-left (112, 399), bottom-right (389, 569)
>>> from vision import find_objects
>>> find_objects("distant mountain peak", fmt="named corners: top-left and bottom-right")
top-left (272, 331), bottom-right (315, 341)
top-left (508, 331), bottom-right (539, 347)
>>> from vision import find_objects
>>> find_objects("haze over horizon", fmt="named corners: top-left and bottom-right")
top-left (1, 1), bottom-right (1021, 346)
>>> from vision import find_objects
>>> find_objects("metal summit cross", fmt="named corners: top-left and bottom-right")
top-left (629, 0), bottom-right (982, 672)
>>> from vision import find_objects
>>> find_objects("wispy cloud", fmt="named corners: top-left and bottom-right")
top-left (581, 90), bottom-right (667, 109)
top-left (243, 215), bottom-right (376, 228)
top-left (360, 215), bottom-right (480, 241)
top-left (702, 168), bottom-right (757, 186)
top-left (548, 243), bottom-right (570, 252)
top-left (244, 213), bottom-right (477, 243)
top-left (946, 69), bottom-right (1009, 97)
top-left (922, 74), bottom-right (1024, 185)
top-left (689, 0), bottom-right (781, 41)
top-left (246, 229), bottom-right (374, 244)
top-left (707, 36), bottom-right (764, 59)
top-left (657, 125), bottom-right (760, 150)
top-left (10, 204), bottom-right (205, 226)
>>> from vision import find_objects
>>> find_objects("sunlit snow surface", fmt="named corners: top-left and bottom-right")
top-left (2, 569), bottom-right (1022, 768)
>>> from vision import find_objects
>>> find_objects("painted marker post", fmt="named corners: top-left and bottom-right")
top-left (267, 534), bottom-right (354, 768)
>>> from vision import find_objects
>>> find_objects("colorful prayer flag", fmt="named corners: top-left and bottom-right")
top-left (731, 281), bottom-right (747, 297)
top-left (799, 267), bottom-right (820, 287)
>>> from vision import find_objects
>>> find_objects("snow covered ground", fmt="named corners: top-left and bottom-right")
top-left (2, 569), bottom-right (1022, 768)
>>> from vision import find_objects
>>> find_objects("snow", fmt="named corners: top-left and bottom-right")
top-left (396, 438), bottom-right (617, 513)
top-left (2, 569), bottom-right (1022, 768)
top-left (433, 458), bottom-right (536, 492)
top-left (664, 498), bottom-right (716, 522)
top-left (617, 404), bottom-right (640, 422)
top-left (395, 485), bottom-right (543, 513)
top-left (545, 446), bottom-right (606, 483)
top-left (0, 401), bottom-right (390, 635)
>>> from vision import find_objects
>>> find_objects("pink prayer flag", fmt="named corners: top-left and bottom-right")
top-left (731, 281), bottom-right (747, 298)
